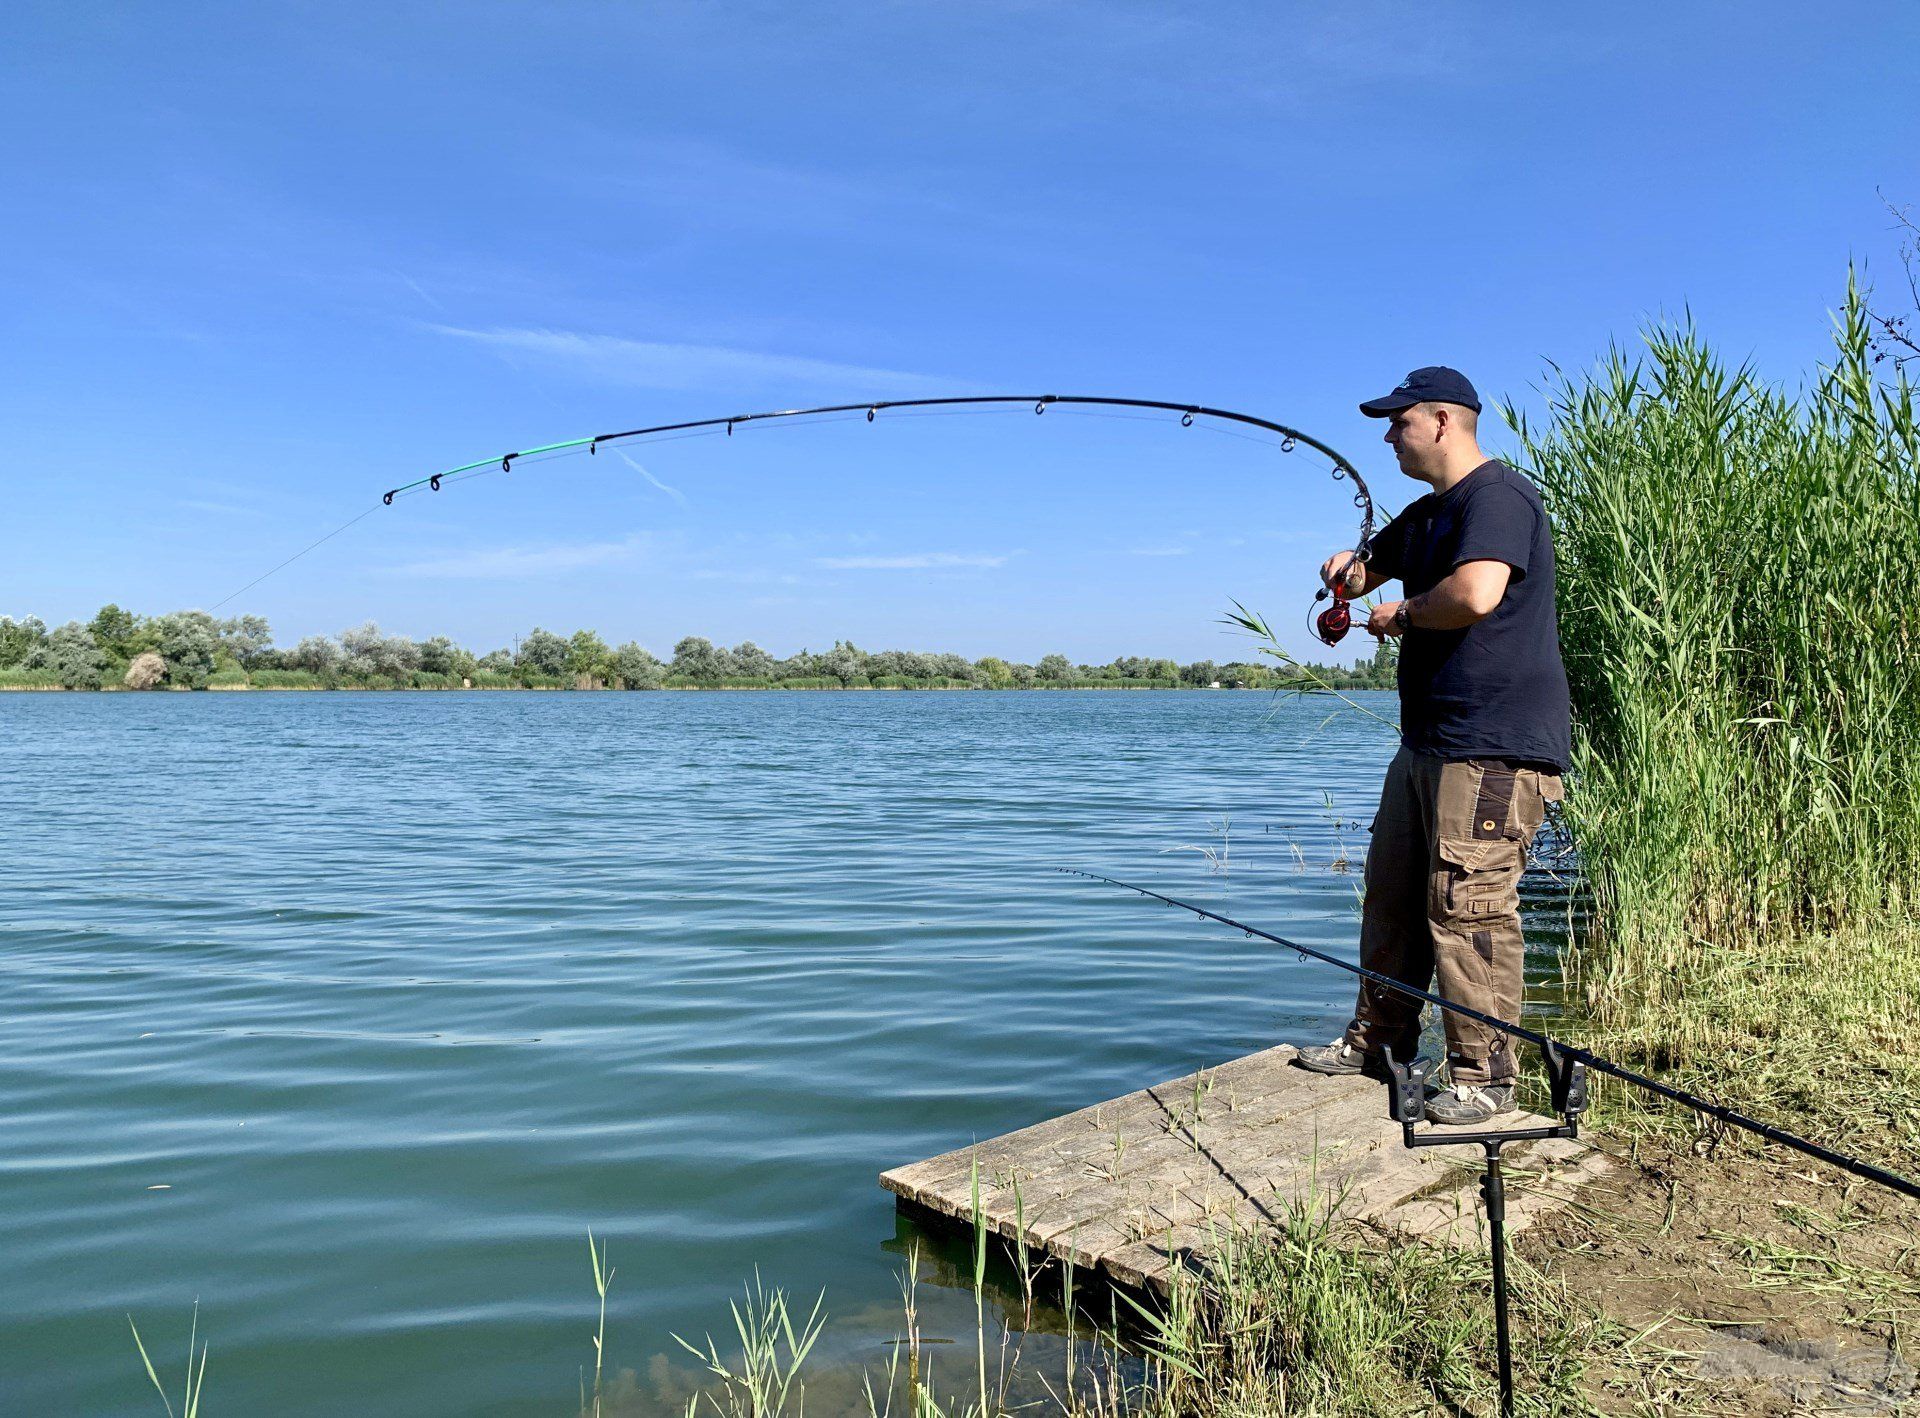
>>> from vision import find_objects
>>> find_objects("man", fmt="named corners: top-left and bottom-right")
top-left (1297, 366), bottom-right (1570, 1125)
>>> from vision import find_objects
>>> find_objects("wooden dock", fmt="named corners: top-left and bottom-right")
top-left (881, 1044), bottom-right (1606, 1295)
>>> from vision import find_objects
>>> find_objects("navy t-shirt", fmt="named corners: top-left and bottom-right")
top-left (1366, 460), bottom-right (1571, 773)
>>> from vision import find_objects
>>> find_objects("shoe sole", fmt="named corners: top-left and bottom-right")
top-left (1294, 1053), bottom-right (1390, 1080)
top-left (1424, 1102), bottom-right (1517, 1126)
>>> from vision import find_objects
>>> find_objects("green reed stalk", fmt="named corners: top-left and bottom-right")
top-left (1010, 1171), bottom-right (1036, 1329)
top-left (1221, 601), bottom-right (1402, 735)
top-left (586, 1231), bottom-right (612, 1418)
top-left (1061, 1253), bottom-right (1076, 1397)
top-left (673, 1271), bottom-right (825, 1417)
top-left (128, 1305), bottom-right (208, 1418)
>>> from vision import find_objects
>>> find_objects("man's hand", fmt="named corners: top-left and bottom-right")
top-left (1367, 600), bottom-right (1409, 638)
top-left (1320, 551), bottom-right (1368, 596)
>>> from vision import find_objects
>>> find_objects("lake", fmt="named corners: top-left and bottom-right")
top-left (0, 689), bottom-right (1566, 1414)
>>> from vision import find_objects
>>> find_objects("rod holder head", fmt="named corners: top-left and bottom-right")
top-left (1384, 1046), bottom-right (1434, 1126)
top-left (1541, 1041), bottom-right (1588, 1123)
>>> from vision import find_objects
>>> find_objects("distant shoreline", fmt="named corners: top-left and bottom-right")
top-left (1, 611), bottom-right (1396, 695)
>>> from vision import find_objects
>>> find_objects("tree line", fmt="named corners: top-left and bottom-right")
top-left (0, 605), bottom-right (1397, 692)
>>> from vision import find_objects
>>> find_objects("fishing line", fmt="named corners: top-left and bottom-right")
top-left (187, 431), bottom-right (715, 605)
top-left (875, 406), bottom-right (1033, 418)
top-left (1052, 408), bottom-right (1194, 427)
top-left (723, 411), bottom-right (871, 434)
top-left (1186, 420), bottom-right (1303, 450)
top-left (208, 503), bottom-right (385, 612)
top-left (1061, 867), bottom-right (1920, 1202)
top-left (206, 435), bottom-right (718, 607)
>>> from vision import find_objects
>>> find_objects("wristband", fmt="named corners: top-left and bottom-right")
top-left (1394, 601), bottom-right (1413, 633)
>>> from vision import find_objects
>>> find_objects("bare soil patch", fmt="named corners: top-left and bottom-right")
top-left (1520, 1137), bottom-right (1918, 1414)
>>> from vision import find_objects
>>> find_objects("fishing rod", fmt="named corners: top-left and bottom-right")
top-left (380, 395), bottom-right (1374, 541)
top-left (1060, 867), bottom-right (1920, 1203)
top-left (375, 396), bottom-right (1379, 603)
top-left (215, 394), bottom-right (1378, 612)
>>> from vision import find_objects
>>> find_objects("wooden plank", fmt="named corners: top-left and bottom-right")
top-left (882, 1046), bottom-right (1329, 1204)
top-left (881, 1044), bottom-right (1602, 1294)
top-left (1026, 1086), bottom-right (1395, 1274)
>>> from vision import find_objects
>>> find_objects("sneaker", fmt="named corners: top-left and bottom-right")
top-left (1295, 1039), bottom-right (1388, 1078)
top-left (1424, 1082), bottom-right (1516, 1126)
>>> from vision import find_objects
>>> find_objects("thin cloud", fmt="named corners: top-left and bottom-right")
top-left (1128, 545), bottom-right (1191, 557)
top-left (814, 552), bottom-right (1009, 570)
top-left (389, 535), bottom-right (649, 579)
top-left (396, 270), bottom-right (444, 311)
top-left (432, 324), bottom-right (949, 396)
top-left (615, 448), bottom-right (687, 506)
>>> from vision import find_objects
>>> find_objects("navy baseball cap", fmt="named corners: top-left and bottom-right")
top-left (1359, 366), bottom-right (1481, 417)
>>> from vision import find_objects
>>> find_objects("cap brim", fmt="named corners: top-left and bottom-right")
top-left (1358, 392), bottom-right (1420, 418)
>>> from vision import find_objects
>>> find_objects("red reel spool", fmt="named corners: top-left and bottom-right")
top-left (1316, 596), bottom-right (1352, 644)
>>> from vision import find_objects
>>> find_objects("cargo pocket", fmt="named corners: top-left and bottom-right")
top-left (1470, 763), bottom-right (1519, 841)
top-left (1436, 836), bottom-right (1515, 919)
top-left (1513, 770), bottom-right (1563, 847)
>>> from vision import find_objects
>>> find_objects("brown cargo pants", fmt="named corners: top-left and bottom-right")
top-left (1343, 748), bottom-right (1563, 1085)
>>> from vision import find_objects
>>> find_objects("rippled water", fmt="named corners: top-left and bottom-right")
top-left (2, 690), bottom-right (1563, 1414)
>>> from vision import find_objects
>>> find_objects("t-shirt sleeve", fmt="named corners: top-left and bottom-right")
top-left (1365, 511), bottom-right (1410, 580)
top-left (1454, 484), bottom-right (1536, 581)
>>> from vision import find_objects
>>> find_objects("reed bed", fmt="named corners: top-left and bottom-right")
top-left (1058, 1198), bottom-right (1602, 1418)
top-left (659, 1187), bottom-right (1605, 1418)
top-left (1507, 281), bottom-right (1920, 1162)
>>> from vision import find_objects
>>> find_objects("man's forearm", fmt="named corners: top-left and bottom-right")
top-left (1405, 573), bottom-right (1498, 629)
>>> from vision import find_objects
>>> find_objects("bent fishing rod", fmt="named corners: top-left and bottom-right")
top-left (1061, 867), bottom-right (1920, 1203)
top-left (217, 394), bottom-right (1381, 614)
top-left (374, 396), bottom-right (1378, 625)
top-left (380, 395), bottom-right (1376, 556)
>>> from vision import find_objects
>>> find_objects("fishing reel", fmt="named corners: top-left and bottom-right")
top-left (1310, 553), bottom-right (1365, 646)
top-left (1312, 583), bottom-right (1352, 645)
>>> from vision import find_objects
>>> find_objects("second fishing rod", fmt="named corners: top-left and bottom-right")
top-left (1061, 866), bottom-right (1920, 1204)
top-left (1067, 865), bottom-right (1915, 1417)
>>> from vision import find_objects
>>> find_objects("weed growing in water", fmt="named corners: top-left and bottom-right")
top-left (1009, 1171), bottom-right (1037, 1329)
top-left (127, 1304), bottom-right (208, 1418)
top-left (672, 1271), bottom-right (825, 1417)
top-left (584, 1231), bottom-right (613, 1418)
top-left (1160, 816), bottom-right (1230, 875)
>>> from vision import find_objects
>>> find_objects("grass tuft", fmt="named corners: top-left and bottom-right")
top-left (673, 1272), bottom-right (826, 1417)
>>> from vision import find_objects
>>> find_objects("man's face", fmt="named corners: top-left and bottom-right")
top-left (1382, 403), bottom-right (1444, 480)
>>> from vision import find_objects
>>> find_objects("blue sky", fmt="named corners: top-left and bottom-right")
top-left (4, 1), bottom-right (1915, 663)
